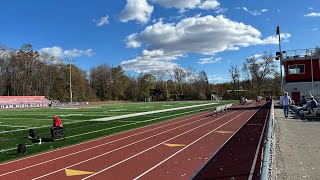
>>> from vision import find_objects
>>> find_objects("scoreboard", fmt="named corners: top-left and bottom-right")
top-left (150, 89), bottom-right (164, 96)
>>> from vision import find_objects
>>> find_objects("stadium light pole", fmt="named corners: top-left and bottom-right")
top-left (65, 58), bottom-right (75, 103)
top-left (276, 26), bottom-right (283, 93)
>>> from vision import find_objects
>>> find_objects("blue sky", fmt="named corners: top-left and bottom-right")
top-left (1, 0), bottom-right (319, 83)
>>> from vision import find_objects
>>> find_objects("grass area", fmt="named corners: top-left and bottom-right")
top-left (0, 100), bottom-right (236, 163)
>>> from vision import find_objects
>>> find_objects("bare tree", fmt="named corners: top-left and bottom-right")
top-left (229, 65), bottom-right (240, 94)
top-left (243, 52), bottom-right (277, 95)
top-left (172, 67), bottom-right (187, 95)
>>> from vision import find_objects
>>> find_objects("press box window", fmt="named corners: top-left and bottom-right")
top-left (288, 64), bottom-right (305, 74)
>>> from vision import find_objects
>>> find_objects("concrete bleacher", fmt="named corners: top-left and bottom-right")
top-left (0, 96), bottom-right (51, 109)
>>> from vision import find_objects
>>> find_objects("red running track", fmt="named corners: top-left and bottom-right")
top-left (0, 103), bottom-right (260, 180)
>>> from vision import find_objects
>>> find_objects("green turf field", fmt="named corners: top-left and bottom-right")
top-left (0, 100), bottom-right (236, 162)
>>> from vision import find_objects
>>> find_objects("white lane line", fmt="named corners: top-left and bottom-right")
top-left (133, 111), bottom-right (251, 180)
top-left (83, 111), bottom-right (245, 180)
top-left (33, 111), bottom-right (237, 180)
top-left (0, 107), bottom-right (211, 162)
top-left (0, 111), bottom-right (211, 177)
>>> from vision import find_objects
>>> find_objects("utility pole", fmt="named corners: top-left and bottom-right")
top-left (65, 58), bottom-right (75, 103)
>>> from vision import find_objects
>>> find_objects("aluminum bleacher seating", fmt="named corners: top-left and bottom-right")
top-left (0, 96), bottom-right (51, 109)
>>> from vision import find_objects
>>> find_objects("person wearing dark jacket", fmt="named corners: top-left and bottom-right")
top-left (298, 95), bottom-right (307, 106)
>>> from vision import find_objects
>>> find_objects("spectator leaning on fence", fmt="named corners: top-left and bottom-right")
top-left (281, 92), bottom-right (292, 118)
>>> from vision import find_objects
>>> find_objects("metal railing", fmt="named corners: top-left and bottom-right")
top-left (310, 88), bottom-right (320, 98)
top-left (260, 100), bottom-right (276, 180)
top-left (283, 48), bottom-right (319, 60)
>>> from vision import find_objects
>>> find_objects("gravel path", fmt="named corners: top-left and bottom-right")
top-left (275, 106), bottom-right (320, 180)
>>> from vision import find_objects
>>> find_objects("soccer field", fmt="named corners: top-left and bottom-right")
top-left (0, 100), bottom-right (236, 162)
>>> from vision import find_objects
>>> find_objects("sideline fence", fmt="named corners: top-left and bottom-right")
top-left (260, 100), bottom-right (276, 180)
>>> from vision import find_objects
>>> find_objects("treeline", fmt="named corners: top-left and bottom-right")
top-left (0, 44), bottom-right (213, 102)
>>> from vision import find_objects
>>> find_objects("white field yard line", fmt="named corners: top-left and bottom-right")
top-left (82, 111), bottom-right (247, 180)
top-left (0, 125), bottom-right (29, 128)
top-left (1, 109), bottom-right (222, 177)
top-left (132, 110), bottom-right (254, 180)
top-left (90, 103), bottom-right (218, 122)
top-left (0, 107), bottom-right (212, 157)
top-left (33, 111), bottom-right (238, 180)
top-left (117, 121), bottom-right (139, 123)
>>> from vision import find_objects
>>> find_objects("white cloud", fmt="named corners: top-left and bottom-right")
top-left (39, 46), bottom-right (94, 58)
top-left (311, 28), bottom-right (319, 31)
top-left (198, 0), bottom-right (220, 10)
top-left (119, 0), bottom-right (154, 23)
top-left (198, 57), bottom-right (221, 64)
top-left (261, 33), bottom-right (291, 44)
top-left (215, 8), bottom-right (228, 14)
top-left (151, 0), bottom-right (220, 11)
top-left (121, 56), bottom-right (179, 73)
top-left (304, 12), bottom-right (320, 17)
top-left (40, 46), bottom-right (63, 58)
top-left (125, 33), bottom-right (141, 48)
top-left (127, 15), bottom-right (290, 53)
top-left (151, 0), bottom-right (200, 9)
top-left (123, 15), bottom-right (290, 73)
top-left (121, 49), bottom-right (184, 73)
top-left (94, 15), bottom-right (109, 27)
top-left (208, 75), bottom-right (225, 82)
top-left (240, 7), bottom-right (268, 16)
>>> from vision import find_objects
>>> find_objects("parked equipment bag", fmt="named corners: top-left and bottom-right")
top-left (17, 144), bottom-right (26, 154)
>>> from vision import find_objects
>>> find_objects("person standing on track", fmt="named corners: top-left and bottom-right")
top-left (280, 92), bottom-right (292, 118)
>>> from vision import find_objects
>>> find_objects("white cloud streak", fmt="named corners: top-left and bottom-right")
top-left (40, 46), bottom-right (94, 58)
top-left (304, 12), bottom-right (320, 17)
top-left (241, 7), bottom-right (268, 16)
top-left (198, 57), bottom-right (221, 64)
top-left (94, 15), bottom-right (109, 27)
